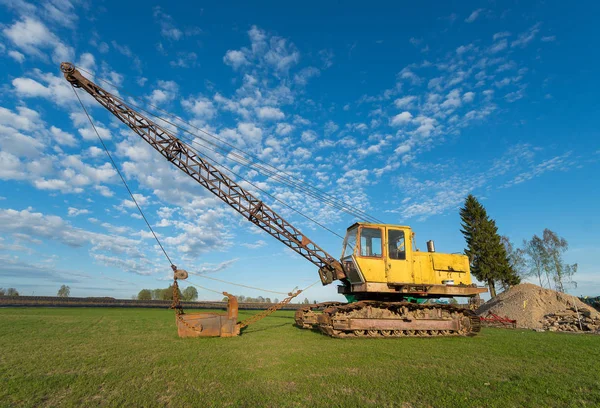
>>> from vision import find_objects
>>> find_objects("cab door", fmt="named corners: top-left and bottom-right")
top-left (385, 227), bottom-right (416, 284)
top-left (354, 225), bottom-right (387, 283)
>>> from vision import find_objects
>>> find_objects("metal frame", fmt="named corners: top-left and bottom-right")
top-left (60, 62), bottom-right (346, 285)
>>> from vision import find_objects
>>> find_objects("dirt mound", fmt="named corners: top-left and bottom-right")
top-left (476, 283), bottom-right (600, 332)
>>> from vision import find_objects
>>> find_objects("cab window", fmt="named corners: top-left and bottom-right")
top-left (360, 227), bottom-right (382, 257)
top-left (342, 227), bottom-right (358, 261)
top-left (388, 230), bottom-right (406, 260)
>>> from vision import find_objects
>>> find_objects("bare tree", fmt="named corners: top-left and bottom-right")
top-left (524, 235), bottom-right (549, 287)
top-left (542, 229), bottom-right (577, 292)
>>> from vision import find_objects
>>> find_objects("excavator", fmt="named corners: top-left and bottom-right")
top-left (60, 62), bottom-right (487, 338)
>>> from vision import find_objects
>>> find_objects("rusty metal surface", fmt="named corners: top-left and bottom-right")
top-left (176, 313), bottom-right (240, 337)
top-left (332, 318), bottom-right (458, 331)
top-left (479, 311), bottom-right (517, 328)
top-left (295, 302), bottom-right (345, 329)
top-left (316, 301), bottom-right (481, 338)
top-left (176, 292), bottom-right (240, 338)
top-left (59, 62), bottom-right (346, 286)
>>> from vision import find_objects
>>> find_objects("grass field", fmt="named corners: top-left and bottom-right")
top-left (1, 308), bottom-right (599, 407)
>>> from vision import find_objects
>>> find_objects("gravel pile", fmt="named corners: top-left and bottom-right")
top-left (476, 283), bottom-right (600, 332)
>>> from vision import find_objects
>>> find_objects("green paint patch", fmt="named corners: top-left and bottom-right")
top-left (1, 308), bottom-right (599, 407)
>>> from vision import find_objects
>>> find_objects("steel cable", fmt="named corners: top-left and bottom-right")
top-left (75, 65), bottom-right (383, 224)
top-left (72, 86), bottom-right (174, 266)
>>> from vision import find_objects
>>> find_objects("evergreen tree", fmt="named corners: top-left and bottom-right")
top-left (460, 195), bottom-right (519, 297)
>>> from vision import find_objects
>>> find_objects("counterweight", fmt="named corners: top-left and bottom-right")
top-left (60, 62), bottom-right (346, 285)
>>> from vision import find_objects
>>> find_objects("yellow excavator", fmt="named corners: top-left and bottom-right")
top-left (61, 62), bottom-right (486, 338)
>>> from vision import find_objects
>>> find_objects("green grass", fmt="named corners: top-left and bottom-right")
top-left (1, 308), bottom-right (599, 407)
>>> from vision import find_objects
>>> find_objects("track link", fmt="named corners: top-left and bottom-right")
top-left (295, 302), bottom-right (345, 329)
top-left (316, 301), bottom-right (481, 338)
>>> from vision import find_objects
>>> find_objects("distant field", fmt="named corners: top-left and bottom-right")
top-left (1, 308), bottom-right (599, 407)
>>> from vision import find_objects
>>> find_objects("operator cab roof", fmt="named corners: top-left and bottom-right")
top-left (346, 222), bottom-right (412, 231)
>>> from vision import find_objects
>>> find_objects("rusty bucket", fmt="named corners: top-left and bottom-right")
top-left (176, 292), bottom-right (241, 338)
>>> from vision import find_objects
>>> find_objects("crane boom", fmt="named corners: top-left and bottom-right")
top-left (60, 62), bottom-right (346, 285)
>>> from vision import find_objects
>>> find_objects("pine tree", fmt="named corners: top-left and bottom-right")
top-left (459, 195), bottom-right (519, 297)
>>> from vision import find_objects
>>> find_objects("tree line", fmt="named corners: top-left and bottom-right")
top-left (0, 285), bottom-right (71, 297)
top-left (137, 285), bottom-right (198, 301)
top-left (0, 288), bottom-right (19, 296)
top-left (460, 195), bottom-right (577, 297)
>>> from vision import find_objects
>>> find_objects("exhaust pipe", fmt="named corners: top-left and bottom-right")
top-left (427, 240), bottom-right (435, 253)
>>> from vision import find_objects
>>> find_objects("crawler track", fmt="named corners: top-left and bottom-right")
top-left (315, 301), bottom-right (481, 338)
top-left (295, 302), bottom-right (345, 329)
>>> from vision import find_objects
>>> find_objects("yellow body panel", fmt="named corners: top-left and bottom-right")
top-left (412, 252), bottom-right (472, 286)
top-left (348, 223), bottom-right (473, 287)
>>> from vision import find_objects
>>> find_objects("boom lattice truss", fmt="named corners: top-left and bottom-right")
top-left (60, 62), bottom-right (346, 285)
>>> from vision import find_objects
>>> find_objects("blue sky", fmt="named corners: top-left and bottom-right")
top-left (0, 0), bottom-right (598, 301)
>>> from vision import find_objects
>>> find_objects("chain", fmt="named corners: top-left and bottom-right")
top-left (238, 289), bottom-right (303, 329)
top-left (170, 278), bottom-right (184, 315)
top-left (176, 313), bottom-right (204, 333)
top-left (171, 275), bottom-right (205, 333)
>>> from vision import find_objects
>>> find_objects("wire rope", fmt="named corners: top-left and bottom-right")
top-left (75, 65), bottom-right (383, 224)
top-left (72, 86), bottom-right (174, 266)
top-left (186, 271), bottom-right (290, 295)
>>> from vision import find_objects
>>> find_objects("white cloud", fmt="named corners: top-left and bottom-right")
top-left (148, 80), bottom-right (179, 106)
top-left (276, 123), bottom-right (294, 136)
top-left (301, 130), bottom-right (317, 143)
top-left (223, 25), bottom-right (300, 75)
top-left (319, 49), bottom-right (334, 68)
top-left (294, 67), bottom-right (320, 85)
top-left (237, 122), bottom-right (263, 145)
top-left (489, 39), bottom-right (508, 54)
top-left (170, 52), bottom-right (198, 68)
top-left (394, 143), bottom-right (411, 155)
top-left (152, 6), bottom-right (199, 41)
top-left (441, 89), bottom-right (462, 110)
top-left (3, 17), bottom-right (73, 63)
top-left (70, 112), bottom-right (112, 141)
top-left (390, 111), bottom-right (413, 126)
top-left (465, 9), bottom-right (484, 23)
top-left (241, 240), bottom-right (267, 249)
top-left (12, 77), bottom-right (51, 97)
top-left (399, 68), bottom-right (421, 85)
top-left (394, 96), bottom-right (416, 109)
top-left (511, 23), bottom-right (541, 48)
top-left (223, 50), bottom-right (249, 69)
top-left (412, 116), bottom-right (436, 138)
top-left (292, 147), bottom-right (311, 160)
top-left (336, 169), bottom-right (370, 187)
top-left (68, 207), bottom-right (90, 217)
top-left (493, 32), bottom-right (511, 41)
top-left (50, 126), bottom-right (77, 147)
top-left (182, 96), bottom-right (216, 121)
top-left (256, 106), bottom-right (284, 121)
top-left (0, 106), bottom-right (42, 131)
top-left (8, 50), bottom-right (25, 62)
